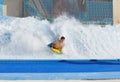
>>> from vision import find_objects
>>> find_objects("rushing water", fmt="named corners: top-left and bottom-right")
top-left (0, 16), bottom-right (120, 59)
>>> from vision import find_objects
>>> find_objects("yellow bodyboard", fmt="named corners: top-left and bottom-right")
top-left (50, 47), bottom-right (62, 54)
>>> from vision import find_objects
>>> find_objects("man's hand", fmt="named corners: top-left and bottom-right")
top-left (57, 34), bottom-right (60, 37)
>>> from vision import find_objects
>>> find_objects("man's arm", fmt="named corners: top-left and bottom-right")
top-left (57, 34), bottom-right (61, 40)
top-left (60, 43), bottom-right (65, 52)
top-left (51, 41), bottom-right (56, 48)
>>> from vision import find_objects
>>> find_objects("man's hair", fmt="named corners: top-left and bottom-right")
top-left (60, 36), bottom-right (65, 40)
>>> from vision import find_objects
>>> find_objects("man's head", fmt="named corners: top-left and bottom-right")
top-left (60, 36), bottom-right (65, 42)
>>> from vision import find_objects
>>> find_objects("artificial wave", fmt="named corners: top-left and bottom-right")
top-left (0, 15), bottom-right (120, 59)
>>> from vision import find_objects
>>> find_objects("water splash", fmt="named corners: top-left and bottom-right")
top-left (0, 16), bottom-right (120, 59)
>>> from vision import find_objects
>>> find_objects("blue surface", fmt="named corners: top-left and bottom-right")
top-left (1, 72), bottom-right (120, 80)
top-left (0, 60), bottom-right (120, 73)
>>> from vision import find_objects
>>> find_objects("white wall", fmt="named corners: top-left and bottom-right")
top-left (113, 0), bottom-right (120, 25)
top-left (3, 0), bottom-right (23, 17)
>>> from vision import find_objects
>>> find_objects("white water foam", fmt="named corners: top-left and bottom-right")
top-left (0, 16), bottom-right (120, 59)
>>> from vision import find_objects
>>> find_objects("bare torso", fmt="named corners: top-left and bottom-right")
top-left (52, 40), bottom-right (65, 51)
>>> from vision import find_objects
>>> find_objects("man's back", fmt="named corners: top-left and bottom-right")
top-left (52, 36), bottom-right (65, 52)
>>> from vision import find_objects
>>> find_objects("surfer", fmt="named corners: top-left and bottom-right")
top-left (51, 36), bottom-right (65, 53)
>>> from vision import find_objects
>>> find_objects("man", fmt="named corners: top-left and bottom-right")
top-left (51, 36), bottom-right (65, 52)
